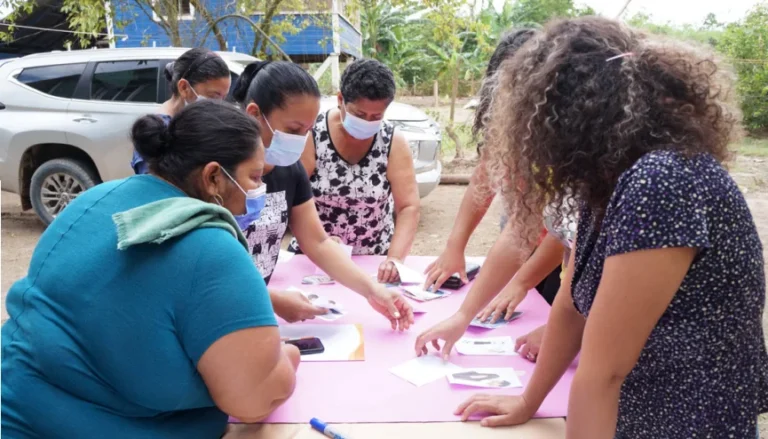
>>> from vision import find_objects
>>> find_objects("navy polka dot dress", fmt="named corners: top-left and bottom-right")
top-left (571, 150), bottom-right (768, 438)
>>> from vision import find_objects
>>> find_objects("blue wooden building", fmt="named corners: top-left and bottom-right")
top-left (108, 0), bottom-right (362, 87)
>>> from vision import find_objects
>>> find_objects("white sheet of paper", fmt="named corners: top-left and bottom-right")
top-left (390, 355), bottom-right (462, 386)
top-left (455, 336), bottom-right (517, 356)
top-left (277, 250), bottom-right (295, 264)
top-left (279, 324), bottom-right (365, 362)
top-left (401, 285), bottom-right (451, 302)
top-left (447, 368), bottom-right (523, 389)
top-left (392, 261), bottom-right (427, 285)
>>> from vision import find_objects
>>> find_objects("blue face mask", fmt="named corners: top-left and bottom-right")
top-left (342, 103), bottom-right (383, 140)
top-left (219, 167), bottom-right (266, 230)
top-left (263, 116), bottom-right (307, 166)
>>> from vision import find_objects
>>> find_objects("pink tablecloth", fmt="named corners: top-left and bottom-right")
top-left (231, 255), bottom-right (576, 424)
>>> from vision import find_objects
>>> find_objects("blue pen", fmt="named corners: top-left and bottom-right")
top-left (310, 418), bottom-right (348, 439)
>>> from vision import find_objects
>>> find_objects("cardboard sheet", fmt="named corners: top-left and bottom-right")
top-left (230, 256), bottom-right (577, 424)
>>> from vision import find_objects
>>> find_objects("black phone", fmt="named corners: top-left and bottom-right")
top-left (284, 337), bottom-right (325, 355)
top-left (441, 262), bottom-right (481, 289)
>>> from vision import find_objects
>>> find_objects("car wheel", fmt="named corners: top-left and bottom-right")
top-left (30, 158), bottom-right (100, 226)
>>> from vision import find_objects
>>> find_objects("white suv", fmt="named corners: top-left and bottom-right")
top-left (0, 48), bottom-right (441, 225)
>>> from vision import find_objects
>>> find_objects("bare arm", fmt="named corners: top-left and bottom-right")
top-left (197, 327), bottom-right (299, 423)
top-left (290, 199), bottom-right (414, 330)
top-left (477, 233), bottom-right (566, 323)
top-left (512, 234), bottom-right (566, 291)
top-left (290, 200), bottom-right (378, 298)
top-left (385, 131), bottom-right (420, 261)
top-left (517, 242), bottom-right (585, 410)
top-left (453, 221), bottom-right (536, 323)
top-left (424, 163), bottom-right (495, 288)
top-left (299, 135), bottom-right (316, 178)
top-left (446, 163), bottom-right (495, 251)
top-left (567, 247), bottom-right (694, 438)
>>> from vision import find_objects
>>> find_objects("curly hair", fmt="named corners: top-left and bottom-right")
top-left (481, 16), bottom-right (740, 248)
top-left (340, 58), bottom-right (396, 103)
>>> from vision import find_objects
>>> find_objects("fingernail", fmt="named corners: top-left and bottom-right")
top-left (394, 312), bottom-right (401, 318)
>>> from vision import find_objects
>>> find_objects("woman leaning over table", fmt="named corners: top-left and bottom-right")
top-left (416, 17), bottom-right (768, 438)
top-left (229, 61), bottom-right (412, 330)
top-left (290, 59), bottom-right (420, 284)
top-left (3, 100), bottom-right (298, 438)
top-left (132, 47), bottom-right (231, 174)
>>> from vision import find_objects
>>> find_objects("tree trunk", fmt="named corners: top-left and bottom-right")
top-left (191, 0), bottom-right (227, 50)
top-left (450, 59), bottom-right (463, 160)
top-left (446, 125), bottom-right (463, 160)
top-left (256, 0), bottom-right (283, 56)
top-left (433, 80), bottom-right (439, 108)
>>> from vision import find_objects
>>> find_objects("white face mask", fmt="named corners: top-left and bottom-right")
top-left (187, 87), bottom-right (207, 105)
top-left (342, 104), bottom-right (383, 140)
top-left (262, 116), bottom-right (307, 167)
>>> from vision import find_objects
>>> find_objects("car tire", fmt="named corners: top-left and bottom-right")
top-left (30, 158), bottom-right (100, 226)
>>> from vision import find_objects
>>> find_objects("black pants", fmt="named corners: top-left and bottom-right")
top-left (534, 259), bottom-right (562, 306)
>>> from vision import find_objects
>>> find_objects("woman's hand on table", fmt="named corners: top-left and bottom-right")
top-left (516, 324), bottom-right (546, 363)
top-left (414, 311), bottom-right (472, 360)
top-left (377, 257), bottom-right (402, 284)
top-left (476, 280), bottom-right (527, 324)
top-left (423, 246), bottom-right (468, 291)
top-left (272, 290), bottom-right (328, 323)
top-left (455, 394), bottom-right (536, 427)
top-left (367, 284), bottom-right (414, 331)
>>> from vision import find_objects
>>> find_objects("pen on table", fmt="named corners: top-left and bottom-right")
top-left (310, 418), bottom-right (348, 439)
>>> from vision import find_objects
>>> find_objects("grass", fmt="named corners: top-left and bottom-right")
top-left (432, 121), bottom-right (768, 162)
top-left (734, 137), bottom-right (768, 158)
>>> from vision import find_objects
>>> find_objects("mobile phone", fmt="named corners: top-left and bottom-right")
top-left (284, 337), bottom-right (325, 355)
top-left (441, 262), bottom-right (481, 290)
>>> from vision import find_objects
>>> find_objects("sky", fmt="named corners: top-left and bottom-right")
top-left (494, 0), bottom-right (758, 26)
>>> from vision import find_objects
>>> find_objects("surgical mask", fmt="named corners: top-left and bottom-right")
top-left (342, 105), bottom-right (382, 140)
top-left (186, 87), bottom-right (207, 105)
top-left (219, 167), bottom-right (267, 230)
top-left (262, 116), bottom-right (307, 166)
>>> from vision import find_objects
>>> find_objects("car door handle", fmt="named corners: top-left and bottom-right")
top-left (73, 116), bottom-right (97, 123)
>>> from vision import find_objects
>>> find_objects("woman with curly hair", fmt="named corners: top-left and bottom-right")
top-left (417, 16), bottom-right (767, 438)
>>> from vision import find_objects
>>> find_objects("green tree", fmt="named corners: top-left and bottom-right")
top-left (719, 3), bottom-right (768, 132)
top-left (1, 0), bottom-right (313, 56)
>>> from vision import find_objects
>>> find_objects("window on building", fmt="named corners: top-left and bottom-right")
top-left (152, 0), bottom-right (194, 21)
top-left (16, 63), bottom-right (87, 99)
top-left (90, 60), bottom-right (160, 103)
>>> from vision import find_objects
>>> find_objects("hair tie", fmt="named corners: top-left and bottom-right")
top-left (606, 52), bottom-right (634, 62)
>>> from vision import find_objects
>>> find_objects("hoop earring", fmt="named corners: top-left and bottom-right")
top-left (213, 194), bottom-right (224, 206)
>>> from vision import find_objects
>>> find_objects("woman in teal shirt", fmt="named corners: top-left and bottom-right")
top-left (2, 100), bottom-right (298, 438)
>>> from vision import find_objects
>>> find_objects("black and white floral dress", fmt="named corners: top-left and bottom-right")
top-left (289, 111), bottom-right (396, 255)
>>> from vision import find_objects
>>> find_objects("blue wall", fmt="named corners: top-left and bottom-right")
top-left (338, 15), bottom-right (361, 58)
top-left (113, 0), bottom-right (360, 58)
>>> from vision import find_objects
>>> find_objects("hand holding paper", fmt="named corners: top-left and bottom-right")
top-left (392, 260), bottom-right (427, 285)
top-left (284, 287), bottom-right (346, 322)
top-left (273, 289), bottom-right (329, 323)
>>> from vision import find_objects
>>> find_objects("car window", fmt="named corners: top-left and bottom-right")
top-left (91, 60), bottom-right (159, 103)
top-left (16, 63), bottom-right (87, 99)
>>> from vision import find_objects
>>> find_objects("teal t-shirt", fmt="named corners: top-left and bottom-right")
top-left (1, 175), bottom-right (277, 439)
